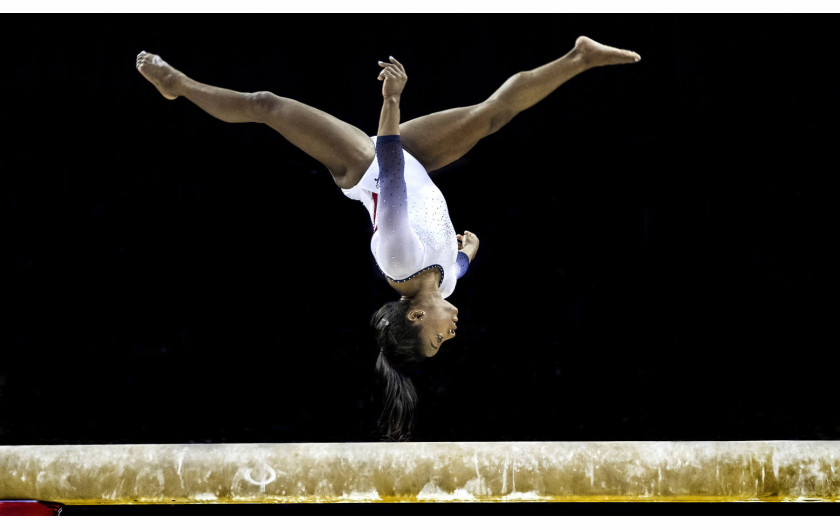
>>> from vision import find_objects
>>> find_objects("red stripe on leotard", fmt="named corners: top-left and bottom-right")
top-left (372, 192), bottom-right (378, 232)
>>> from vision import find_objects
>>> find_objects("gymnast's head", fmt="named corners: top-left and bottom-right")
top-left (373, 296), bottom-right (458, 359)
top-left (370, 296), bottom-right (458, 440)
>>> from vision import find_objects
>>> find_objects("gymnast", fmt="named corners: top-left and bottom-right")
top-left (136, 37), bottom-right (640, 440)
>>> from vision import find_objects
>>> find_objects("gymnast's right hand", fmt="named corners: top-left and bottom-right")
top-left (378, 56), bottom-right (407, 99)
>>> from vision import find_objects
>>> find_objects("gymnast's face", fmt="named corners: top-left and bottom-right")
top-left (408, 299), bottom-right (459, 358)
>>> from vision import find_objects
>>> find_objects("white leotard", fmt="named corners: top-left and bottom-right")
top-left (341, 136), bottom-right (463, 299)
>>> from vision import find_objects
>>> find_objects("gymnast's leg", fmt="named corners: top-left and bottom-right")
top-left (136, 52), bottom-right (374, 189)
top-left (400, 36), bottom-right (640, 173)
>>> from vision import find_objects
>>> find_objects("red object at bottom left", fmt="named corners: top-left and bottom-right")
top-left (0, 500), bottom-right (64, 516)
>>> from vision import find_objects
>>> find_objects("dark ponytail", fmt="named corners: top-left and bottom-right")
top-left (371, 299), bottom-right (426, 441)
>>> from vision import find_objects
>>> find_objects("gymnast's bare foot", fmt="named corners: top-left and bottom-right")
top-left (136, 51), bottom-right (183, 100)
top-left (574, 36), bottom-right (641, 67)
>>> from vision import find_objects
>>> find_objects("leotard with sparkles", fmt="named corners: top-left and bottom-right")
top-left (342, 135), bottom-right (469, 298)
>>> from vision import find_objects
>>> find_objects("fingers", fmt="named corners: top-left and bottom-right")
top-left (377, 56), bottom-right (407, 88)
top-left (388, 55), bottom-right (405, 72)
top-left (378, 65), bottom-right (400, 79)
top-left (377, 63), bottom-right (403, 78)
top-left (378, 57), bottom-right (406, 75)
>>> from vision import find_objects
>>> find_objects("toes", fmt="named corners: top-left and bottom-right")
top-left (136, 52), bottom-right (148, 69)
top-left (620, 50), bottom-right (641, 63)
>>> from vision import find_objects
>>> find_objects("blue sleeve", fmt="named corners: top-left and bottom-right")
top-left (374, 135), bottom-right (424, 277)
top-left (456, 250), bottom-right (470, 279)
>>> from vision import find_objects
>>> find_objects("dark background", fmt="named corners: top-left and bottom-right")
top-left (3, 15), bottom-right (838, 450)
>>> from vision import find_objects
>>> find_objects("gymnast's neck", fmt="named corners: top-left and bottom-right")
top-left (388, 267), bottom-right (442, 299)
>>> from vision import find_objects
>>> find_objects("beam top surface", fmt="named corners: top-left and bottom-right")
top-left (1, 441), bottom-right (838, 504)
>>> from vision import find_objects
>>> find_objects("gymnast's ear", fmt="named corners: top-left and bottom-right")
top-left (407, 309), bottom-right (426, 322)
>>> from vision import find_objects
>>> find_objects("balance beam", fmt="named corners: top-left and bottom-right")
top-left (1, 441), bottom-right (838, 504)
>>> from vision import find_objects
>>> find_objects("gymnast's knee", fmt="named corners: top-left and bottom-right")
top-left (248, 91), bottom-right (285, 122)
top-left (481, 99), bottom-right (517, 135)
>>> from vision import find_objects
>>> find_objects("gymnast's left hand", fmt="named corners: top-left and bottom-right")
top-left (457, 230), bottom-right (479, 262)
top-left (378, 56), bottom-right (407, 99)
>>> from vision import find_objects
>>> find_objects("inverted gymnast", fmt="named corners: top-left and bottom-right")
top-left (136, 37), bottom-right (640, 440)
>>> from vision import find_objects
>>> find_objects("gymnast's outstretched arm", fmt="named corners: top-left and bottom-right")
top-left (372, 57), bottom-right (424, 279)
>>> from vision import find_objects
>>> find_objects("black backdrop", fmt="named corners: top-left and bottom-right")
top-left (4, 15), bottom-right (838, 449)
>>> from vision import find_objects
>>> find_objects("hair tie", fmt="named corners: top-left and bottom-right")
top-left (377, 318), bottom-right (390, 330)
